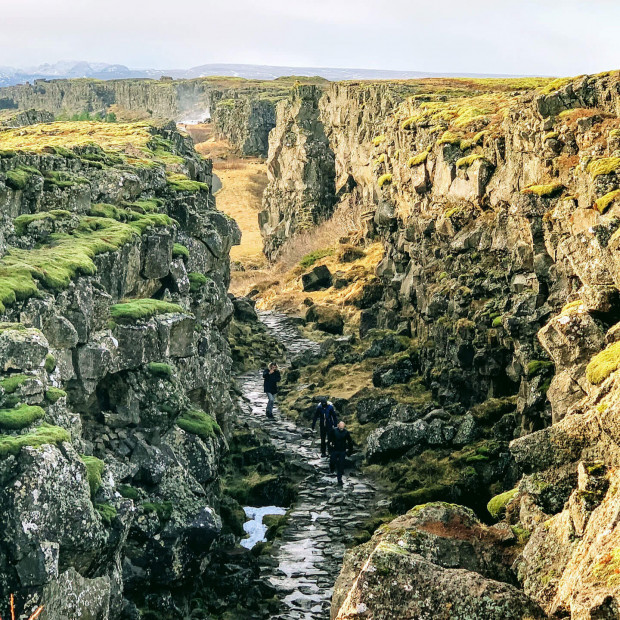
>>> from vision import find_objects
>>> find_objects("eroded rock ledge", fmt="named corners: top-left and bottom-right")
top-left (0, 120), bottom-right (241, 618)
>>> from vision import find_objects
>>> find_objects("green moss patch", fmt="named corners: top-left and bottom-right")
top-left (142, 500), bottom-right (173, 522)
top-left (0, 212), bottom-right (175, 313)
top-left (407, 147), bottom-right (431, 167)
top-left (172, 243), bottom-right (189, 262)
top-left (188, 272), bottom-right (208, 292)
top-left (13, 210), bottom-right (72, 236)
top-left (95, 502), bottom-right (117, 525)
top-left (456, 153), bottom-right (486, 169)
top-left (118, 484), bottom-right (140, 500)
top-left (487, 488), bottom-right (518, 519)
top-left (177, 408), bottom-right (221, 441)
top-left (521, 183), bottom-right (564, 198)
top-left (110, 299), bottom-right (185, 324)
top-left (0, 404), bottom-right (45, 430)
top-left (147, 362), bottom-right (172, 378)
top-left (595, 190), bottom-right (620, 214)
top-left (44, 353), bottom-right (56, 373)
top-left (586, 341), bottom-right (620, 385)
top-left (437, 131), bottom-right (462, 146)
top-left (45, 387), bottom-right (67, 403)
top-left (0, 374), bottom-right (28, 394)
top-left (588, 157), bottom-right (620, 178)
top-left (526, 360), bottom-right (554, 377)
top-left (0, 423), bottom-right (70, 457)
top-left (166, 172), bottom-right (209, 193)
top-left (378, 173), bottom-right (392, 188)
top-left (81, 455), bottom-right (105, 495)
top-left (5, 166), bottom-right (41, 190)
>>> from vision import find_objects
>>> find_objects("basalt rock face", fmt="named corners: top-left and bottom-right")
top-left (0, 109), bottom-right (54, 128)
top-left (259, 85), bottom-right (338, 258)
top-left (211, 96), bottom-right (276, 157)
top-left (0, 121), bottom-right (241, 618)
top-left (0, 79), bottom-right (282, 156)
top-left (325, 73), bottom-right (620, 618)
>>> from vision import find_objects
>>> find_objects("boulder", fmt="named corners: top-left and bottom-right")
top-left (372, 356), bottom-right (416, 387)
top-left (366, 420), bottom-right (428, 463)
top-left (355, 396), bottom-right (396, 424)
top-left (0, 324), bottom-right (49, 371)
top-left (302, 265), bottom-right (333, 291)
top-left (332, 503), bottom-right (545, 620)
top-left (305, 304), bottom-right (344, 335)
top-left (232, 296), bottom-right (258, 323)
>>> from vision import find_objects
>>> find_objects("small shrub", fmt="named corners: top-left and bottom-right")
top-left (177, 408), bottom-right (221, 441)
top-left (299, 248), bottom-right (334, 269)
top-left (81, 455), bottom-right (105, 495)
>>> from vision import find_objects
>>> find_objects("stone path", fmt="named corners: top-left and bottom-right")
top-left (235, 311), bottom-right (383, 619)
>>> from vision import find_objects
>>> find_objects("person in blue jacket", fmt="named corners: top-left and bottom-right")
top-left (262, 362), bottom-right (281, 418)
top-left (312, 397), bottom-right (338, 457)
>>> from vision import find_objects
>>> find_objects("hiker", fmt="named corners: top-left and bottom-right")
top-left (262, 362), bottom-right (281, 418)
top-left (312, 397), bottom-right (338, 457)
top-left (328, 421), bottom-right (354, 486)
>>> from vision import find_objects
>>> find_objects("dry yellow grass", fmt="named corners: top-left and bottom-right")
top-left (0, 121), bottom-right (154, 153)
top-left (213, 159), bottom-right (268, 267)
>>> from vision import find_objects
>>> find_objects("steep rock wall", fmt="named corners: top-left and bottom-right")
top-left (0, 79), bottom-right (284, 156)
top-left (0, 121), bottom-right (241, 618)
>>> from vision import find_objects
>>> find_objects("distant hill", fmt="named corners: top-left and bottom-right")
top-left (0, 60), bottom-right (524, 87)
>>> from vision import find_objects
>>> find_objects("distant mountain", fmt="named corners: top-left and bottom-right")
top-left (0, 60), bottom-right (521, 87)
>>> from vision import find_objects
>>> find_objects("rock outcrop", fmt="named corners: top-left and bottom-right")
top-left (0, 119), bottom-right (241, 617)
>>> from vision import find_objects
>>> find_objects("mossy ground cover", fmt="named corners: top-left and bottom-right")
top-left (0, 211), bottom-right (175, 312)
top-left (521, 183), bottom-right (564, 198)
top-left (0, 423), bottom-right (70, 457)
top-left (172, 243), bottom-right (189, 261)
top-left (0, 404), bottom-right (45, 430)
top-left (176, 408), bottom-right (221, 441)
top-left (188, 272), bottom-right (208, 292)
top-left (147, 362), bottom-right (172, 378)
top-left (487, 488), bottom-right (518, 519)
top-left (81, 455), bottom-right (105, 495)
top-left (45, 387), bottom-right (67, 403)
top-left (166, 172), bottom-right (209, 193)
top-left (586, 341), bottom-right (620, 385)
top-left (0, 374), bottom-right (28, 394)
top-left (109, 299), bottom-right (185, 324)
top-left (299, 248), bottom-right (335, 269)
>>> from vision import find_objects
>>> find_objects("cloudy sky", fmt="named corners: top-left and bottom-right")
top-left (2, 0), bottom-right (617, 76)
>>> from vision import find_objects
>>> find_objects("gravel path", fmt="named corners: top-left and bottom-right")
top-left (234, 311), bottom-right (382, 619)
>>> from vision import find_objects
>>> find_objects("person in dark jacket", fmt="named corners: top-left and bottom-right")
top-left (262, 362), bottom-right (281, 418)
top-left (328, 421), bottom-right (354, 486)
top-left (312, 398), bottom-right (338, 457)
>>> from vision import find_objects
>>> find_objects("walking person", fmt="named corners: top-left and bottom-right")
top-left (328, 421), bottom-right (354, 486)
top-left (312, 398), bottom-right (338, 457)
top-left (262, 362), bottom-right (281, 418)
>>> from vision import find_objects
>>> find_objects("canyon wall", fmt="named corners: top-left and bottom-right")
top-left (0, 78), bottom-right (289, 157)
top-left (261, 73), bottom-right (620, 617)
top-left (0, 120), bottom-right (241, 618)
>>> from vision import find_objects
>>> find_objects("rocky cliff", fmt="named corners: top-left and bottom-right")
top-left (0, 77), bottom-right (306, 157)
top-left (0, 119), bottom-right (242, 618)
top-left (258, 72), bottom-right (620, 617)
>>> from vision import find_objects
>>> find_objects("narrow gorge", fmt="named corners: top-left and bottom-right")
top-left (2, 70), bottom-right (620, 619)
